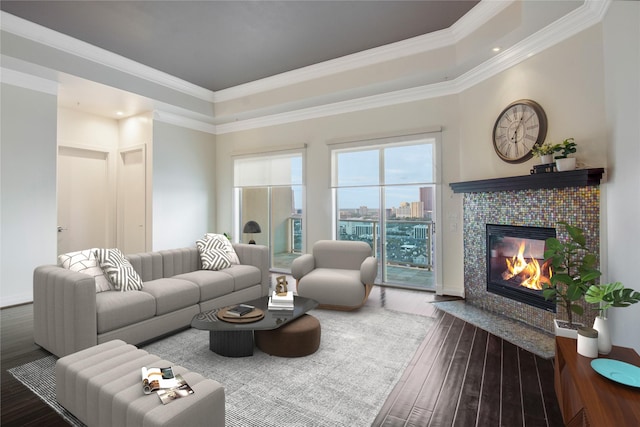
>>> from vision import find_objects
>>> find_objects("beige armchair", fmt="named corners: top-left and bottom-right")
top-left (291, 240), bottom-right (377, 310)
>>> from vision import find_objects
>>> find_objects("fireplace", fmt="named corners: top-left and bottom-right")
top-left (486, 224), bottom-right (556, 312)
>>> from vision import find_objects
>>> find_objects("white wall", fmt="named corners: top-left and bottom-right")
top-left (152, 121), bottom-right (216, 250)
top-left (58, 107), bottom-right (119, 149)
top-left (458, 24), bottom-right (607, 181)
top-left (1, 83), bottom-right (57, 306)
top-left (602, 1), bottom-right (640, 352)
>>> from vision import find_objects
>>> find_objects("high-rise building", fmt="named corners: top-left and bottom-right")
top-left (420, 187), bottom-right (434, 217)
top-left (410, 201), bottom-right (424, 218)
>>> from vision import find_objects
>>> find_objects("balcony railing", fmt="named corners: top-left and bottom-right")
top-left (338, 218), bottom-right (434, 270)
top-left (274, 216), bottom-right (435, 290)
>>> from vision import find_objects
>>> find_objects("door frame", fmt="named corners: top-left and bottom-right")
top-left (117, 144), bottom-right (149, 252)
top-left (57, 142), bottom-right (116, 254)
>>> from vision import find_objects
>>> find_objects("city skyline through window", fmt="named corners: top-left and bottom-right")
top-left (332, 136), bottom-right (437, 289)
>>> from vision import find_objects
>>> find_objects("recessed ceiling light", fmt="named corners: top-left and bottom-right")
top-left (492, 47), bottom-right (501, 53)
top-left (116, 111), bottom-right (124, 116)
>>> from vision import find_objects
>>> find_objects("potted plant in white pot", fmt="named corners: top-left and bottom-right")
top-left (531, 141), bottom-right (558, 164)
top-left (542, 222), bottom-right (602, 338)
top-left (585, 282), bottom-right (640, 354)
top-left (555, 138), bottom-right (577, 171)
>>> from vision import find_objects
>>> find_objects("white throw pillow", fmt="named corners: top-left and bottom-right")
top-left (58, 249), bottom-right (113, 293)
top-left (94, 248), bottom-right (144, 291)
top-left (204, 233), bottom-right (240, 264)
top-left (196, 236), bottom-right (232, 270)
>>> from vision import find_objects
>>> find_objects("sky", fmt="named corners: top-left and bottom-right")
top-left (334, 143), bottom-right (434, 208)
top-left (288, 141), bottom-right (435, 210)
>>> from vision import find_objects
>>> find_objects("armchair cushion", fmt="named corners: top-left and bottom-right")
top-left (291, 253), bottom-right (314, 280)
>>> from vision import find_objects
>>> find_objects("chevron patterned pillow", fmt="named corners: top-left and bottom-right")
top-left (196, 236), bottom-right (232, 270)
top-left (203, 233), bottom-right (240, 264)
top-left (58, 249), bottom-right (113, 292)
top-left (94, 248), bottom-right (144, 291)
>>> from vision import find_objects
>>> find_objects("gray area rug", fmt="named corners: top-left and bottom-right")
top-left (9, 305), bottom-right (433, 427)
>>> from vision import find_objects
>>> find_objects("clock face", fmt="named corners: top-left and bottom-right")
top-left (492, 99), bottom-right (547, 163)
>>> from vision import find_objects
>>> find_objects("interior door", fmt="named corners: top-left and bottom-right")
top-left (118, 147), bottom-right (146, 254)
top-left (57, 146), bottom-right (110, 254)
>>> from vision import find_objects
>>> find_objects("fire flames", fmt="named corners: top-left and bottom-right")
top-left (501, 241), bottom-right (551, 290)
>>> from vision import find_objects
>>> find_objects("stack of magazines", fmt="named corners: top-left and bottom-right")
top-left (268, 291), bottom-right (294, 310)
top-left (141, 366), bottom-right (194, 404)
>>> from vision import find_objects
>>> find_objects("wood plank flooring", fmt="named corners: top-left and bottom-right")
top-left (370, 287), bottom-right (564, 427)
top-left (1, 286), bottom-right (563, 427)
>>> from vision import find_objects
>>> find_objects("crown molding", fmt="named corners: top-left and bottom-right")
top-left (153, 110), bottom-right (217, 135)
top-left (215, 0), bottom-right (611, 135)
top-left (0, 11), bottom-right (216, 103)
top-left (213, 0), bottom-right (513, 103)
top-left (216, 81), bottom-right (458, 134)
top-left (0, 66), bottom-right (58, 95)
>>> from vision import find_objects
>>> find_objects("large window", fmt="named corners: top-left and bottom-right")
top-left (233, 150), bottom-right (304, 272)
top-left (331, 133), bottom-right (440, 290)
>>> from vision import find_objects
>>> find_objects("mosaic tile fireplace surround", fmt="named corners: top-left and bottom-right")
top-left (457, 174), bottom-right (602, 334)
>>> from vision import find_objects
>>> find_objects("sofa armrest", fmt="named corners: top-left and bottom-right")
top-left (291, 254), bottom-right (315, 280)
top-left (33, 265), bottom-right (98, 357)
top-left (232, 243), bottom-right (270, 296)
top-left (360, 256), bottom-right (378, 285)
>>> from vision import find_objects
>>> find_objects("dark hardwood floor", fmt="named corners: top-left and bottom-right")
top-left (368, 287), bottom-right (564, 427)
top-left (1, 286), bottom-right (563, 427)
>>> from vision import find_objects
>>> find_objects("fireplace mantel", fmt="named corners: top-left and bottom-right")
top-left (449, 168), bottom-right (604, 193)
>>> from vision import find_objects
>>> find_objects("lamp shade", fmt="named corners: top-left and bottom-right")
top-left (243, 221), bottom-right (261, 234)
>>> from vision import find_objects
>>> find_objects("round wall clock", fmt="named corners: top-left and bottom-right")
top-left (492, 99), bottom-right (548, 163)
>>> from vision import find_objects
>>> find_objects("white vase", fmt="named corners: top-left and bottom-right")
top-left (593, 316), bottom-right (612, 355)
top-left (556, 157), bottom-right (576, 171)
top-left (540, 154), bottom-right (554, 164)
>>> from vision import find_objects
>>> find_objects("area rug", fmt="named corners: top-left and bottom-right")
top-left (9, 305), bottom-right (433, 427)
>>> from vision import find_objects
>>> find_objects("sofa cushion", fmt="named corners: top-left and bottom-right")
top-left (204, 233), bottom-right (240, 264)
top-left (223, 265), bottom-right (262, 292)
top-left (173, 271), bottom-right (234, 301)
top-left (196, 238), bottom-right (232, 271)
top-left (95, 248), bottom-right (144, 291)
top-left (140, 278), bottom-right (200, 316)
top-left (58, 249), bottom-right (112, 293)
top-left (95, 291), bottom-right (156, 334)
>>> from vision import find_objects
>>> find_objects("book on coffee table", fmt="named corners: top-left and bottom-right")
top-left (268, 291), bottom-right (294, 310)
top-left (226, 304), bottom-right (255, 317)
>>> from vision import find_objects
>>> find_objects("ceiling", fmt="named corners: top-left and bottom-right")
top-left (0, 0), bottom-right (479, 92)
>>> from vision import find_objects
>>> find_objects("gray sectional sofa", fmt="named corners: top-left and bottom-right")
top-left (34, 244), bottom-right (269, 357)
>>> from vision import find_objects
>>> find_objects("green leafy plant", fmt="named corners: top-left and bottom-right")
top-left (585, 282), bottom-right (640, 318)
top-left (554, 138), bottom-right (576, 159)
top-left (542, 222), bottom-right (601, 327)
top-left (531, 141), bottom-right (559, 157)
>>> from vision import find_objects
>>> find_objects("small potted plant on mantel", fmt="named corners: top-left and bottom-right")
top-left (554, 138), bottom-right (577, 171)
top-left (542, 222), bottom-right (601, 338)
top-left (531, 141), bottom-right (557, 165)
top-left (585, 282), bottom-right (640, 354)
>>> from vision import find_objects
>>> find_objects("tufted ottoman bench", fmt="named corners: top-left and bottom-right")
top-left (55, 340), bottom-right (225, 427)
top-left (255, 314), bottom-right (321, 357)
